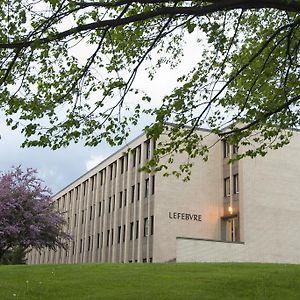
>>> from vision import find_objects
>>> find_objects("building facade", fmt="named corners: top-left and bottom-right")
top-left (27, 129), bottom-right (300, 264)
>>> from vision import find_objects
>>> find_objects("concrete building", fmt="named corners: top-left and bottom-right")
top-left (27, 128), bottom-right (300, 264)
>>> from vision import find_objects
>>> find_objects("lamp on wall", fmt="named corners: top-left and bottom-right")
top-left (228, 206), bottom-right (233, 214)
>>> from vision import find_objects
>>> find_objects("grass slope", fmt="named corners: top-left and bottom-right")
top-left (0, 263), bottom-right (300, 300)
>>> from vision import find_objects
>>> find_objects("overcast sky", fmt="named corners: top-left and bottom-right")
top-left (0, 32), bottom-right (201, 194)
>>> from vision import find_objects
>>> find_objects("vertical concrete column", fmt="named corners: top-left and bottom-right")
top-left (124, 152), bottom-right (131, 262)
top-left (75, 185), bottom-right (84, 263)
top-left (101, 168), bottom-right (109, 262)
top-left (138, 142), bottom-right (145, 262)
top-left (92, 173), bottom-right (100, 263)
top-left (112, 159), bottom-right (120, 262)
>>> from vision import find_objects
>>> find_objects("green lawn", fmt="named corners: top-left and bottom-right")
top-left (0, 263), bottom-right (300, 300)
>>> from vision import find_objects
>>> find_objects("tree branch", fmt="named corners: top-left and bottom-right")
top-left (1, 0), bottom-right (299, 50)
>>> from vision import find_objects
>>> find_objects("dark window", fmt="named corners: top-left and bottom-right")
top-left (88, 236), bottom-right (91, 251)
top-left (120, 157), bottom-right (124, 174)
top-left (145, 178), bottom-right (149, 198)
top-left (151, 215), bottom-right (154, 235)
top-left (103, 200), bottom-right (105, 214)
top-left (123, 225), bottom-right (126, 242)
top-left (131, 185), bottom-right (135, 203)
top-left (124, 189), bottom-right (127, 206)
top-left (80, 239), bottom-right (83, 253)
top-left (100, 171), bottom-right (103, 185)
top-left (125, 155), bottom-right (128, 171)
top-left (108, 197), bottom-right (111, 213)
top-left (137, 145), bottom-right (141, 164)
top-left (119, 191), bottom-right (123, 208)
top-left (130, 222), bottom-right (134, 240)
top-left (136, 220), bottom-right (139, 239)
top-left (137, 183), bottom-right (140, 201)
top-left (151, 175), bottom-right (155, 195)
top-left (118, 226), bottom-right (121, 243)
top-left (91, 176), bottom-right (95, 191)
top-left (132, 149), bottom-right (136, 167)
top-left (81, 210), bottom-right (84, 224)
top-left (145, 139), bottom-right (151, 160)
top-left (97, 233), bottom-right (100, 249)
top-left (110, 164), bottom-right (113, 180)
top-left (89, 205), bottom-right (93, 220)
top-left (113, 195), bottom-right (115, 211)
top-left (107, 230), bottom-right (110, 246)
top-left (111, 229), bottom-right (114, 245)
top-left (74, 213), bottom-right (77, 227)
top-left (144, 217), bottom-right (149, 237)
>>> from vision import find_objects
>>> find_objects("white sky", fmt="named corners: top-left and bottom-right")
top-left (0, 31), bottom-right (202, 194)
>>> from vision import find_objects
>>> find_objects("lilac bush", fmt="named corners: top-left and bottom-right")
top-left (0, 167), bottom-right (71, 262)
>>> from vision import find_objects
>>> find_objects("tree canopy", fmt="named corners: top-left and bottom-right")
top-left (0, 167), bottom-right (71, 263)
top-left (0, 1), bottom-right (300, 173)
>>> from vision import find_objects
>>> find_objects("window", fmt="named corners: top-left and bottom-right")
top-left (233, 145), bottom-right (239, 154)
top-left (151, 175), bottom-right (155, 195)
top-left (83, 180), bottom-right (87, 196)
top-left (131, 185), bottom-right (135, 203)
top-left (136, 220), bottom-right (139, 239)
top-left (74, 213), bottom-right (77, 227)
top-left (224, 177), bottom-right (230, 197)
top-left (119, 191), bottom-right (123, 208)
top-left (124, 189), bottom-right (127, 206)
top-left (125, 155), bottom-right (128, 171)
top-left (137, 145), bottom-right (141, 164)
top-left (88, 236), bottom-right (91, 251)
top-left (108, 197), bottom-right (112, 213)
top-left (118, 226), bottom-right (121, 243)
top-left (89, 205), bottom-right (93, 220)
top-left (100, 170), bottom-right (104, 186)
top-left (144, 217), bottom-right (149, 237)
top-left (113, 195), bottom-right (115, 211)
top-left (150, 215), bottom-right (154, 235)
top-left (110, 164), bottom-right (113, 180)
top-left (91, 175), bottom-right (95, 191)
top-left (107, 230), bottom-right (110, 246)
top-left (145, 178), bottom-right (149, 198)
top-left (120, 157), bottom-right (124, 174)
top-left (80, 239), bottom-right (83, 253)
top-left (103, 200), bottom-right (105, 214)
top-left (145, 139), bottom-right (151, 160)
top-left (130, 222), bottom-right (134, 240)
top-left (123, 225), bottom-right (126, 242)
top-left (81, 210), bottom-right (85, 224)
top-left (111, 229), bottom-right (114, 245)
top-left (223, 140), bottom-right (230, 158)
top-left (132, 149), bottom-right (136, 167)
top-left (137, 183), bottom-right (140, 201)
top-left (97, 233), bottom-right (100, 249)
top-left (233, 174), bottom-right (239, 194)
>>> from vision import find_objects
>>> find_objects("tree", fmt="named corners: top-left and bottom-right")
top-left (0, 167), bottom-right (71, 263)
top-left (0, 1), bottom-right (300, 175)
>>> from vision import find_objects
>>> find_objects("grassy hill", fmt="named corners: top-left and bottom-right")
top-left (1, 263), bottom-right (300, 300)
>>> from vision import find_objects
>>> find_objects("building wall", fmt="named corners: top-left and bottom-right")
top-left (177, 131), bottom-right (300, 264)
top-left (153, 132), bottom-right (223, 262)
top-left (27, 134), bottom-right (157, 264)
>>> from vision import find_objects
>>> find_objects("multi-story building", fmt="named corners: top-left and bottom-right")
top-left (27, 128), bottom-right (300, 264)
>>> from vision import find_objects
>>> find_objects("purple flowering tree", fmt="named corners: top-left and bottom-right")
top-left (0, 167), bottom-right (71, 263)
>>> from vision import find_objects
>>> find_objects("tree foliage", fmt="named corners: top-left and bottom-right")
top-left (0, 167), bottom-right (71, 263)
top-left (0, 1), bottom-right (300, 173)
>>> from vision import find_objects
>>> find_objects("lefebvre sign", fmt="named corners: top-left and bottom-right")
top-left (168, 212), bottom-right (202, 222)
